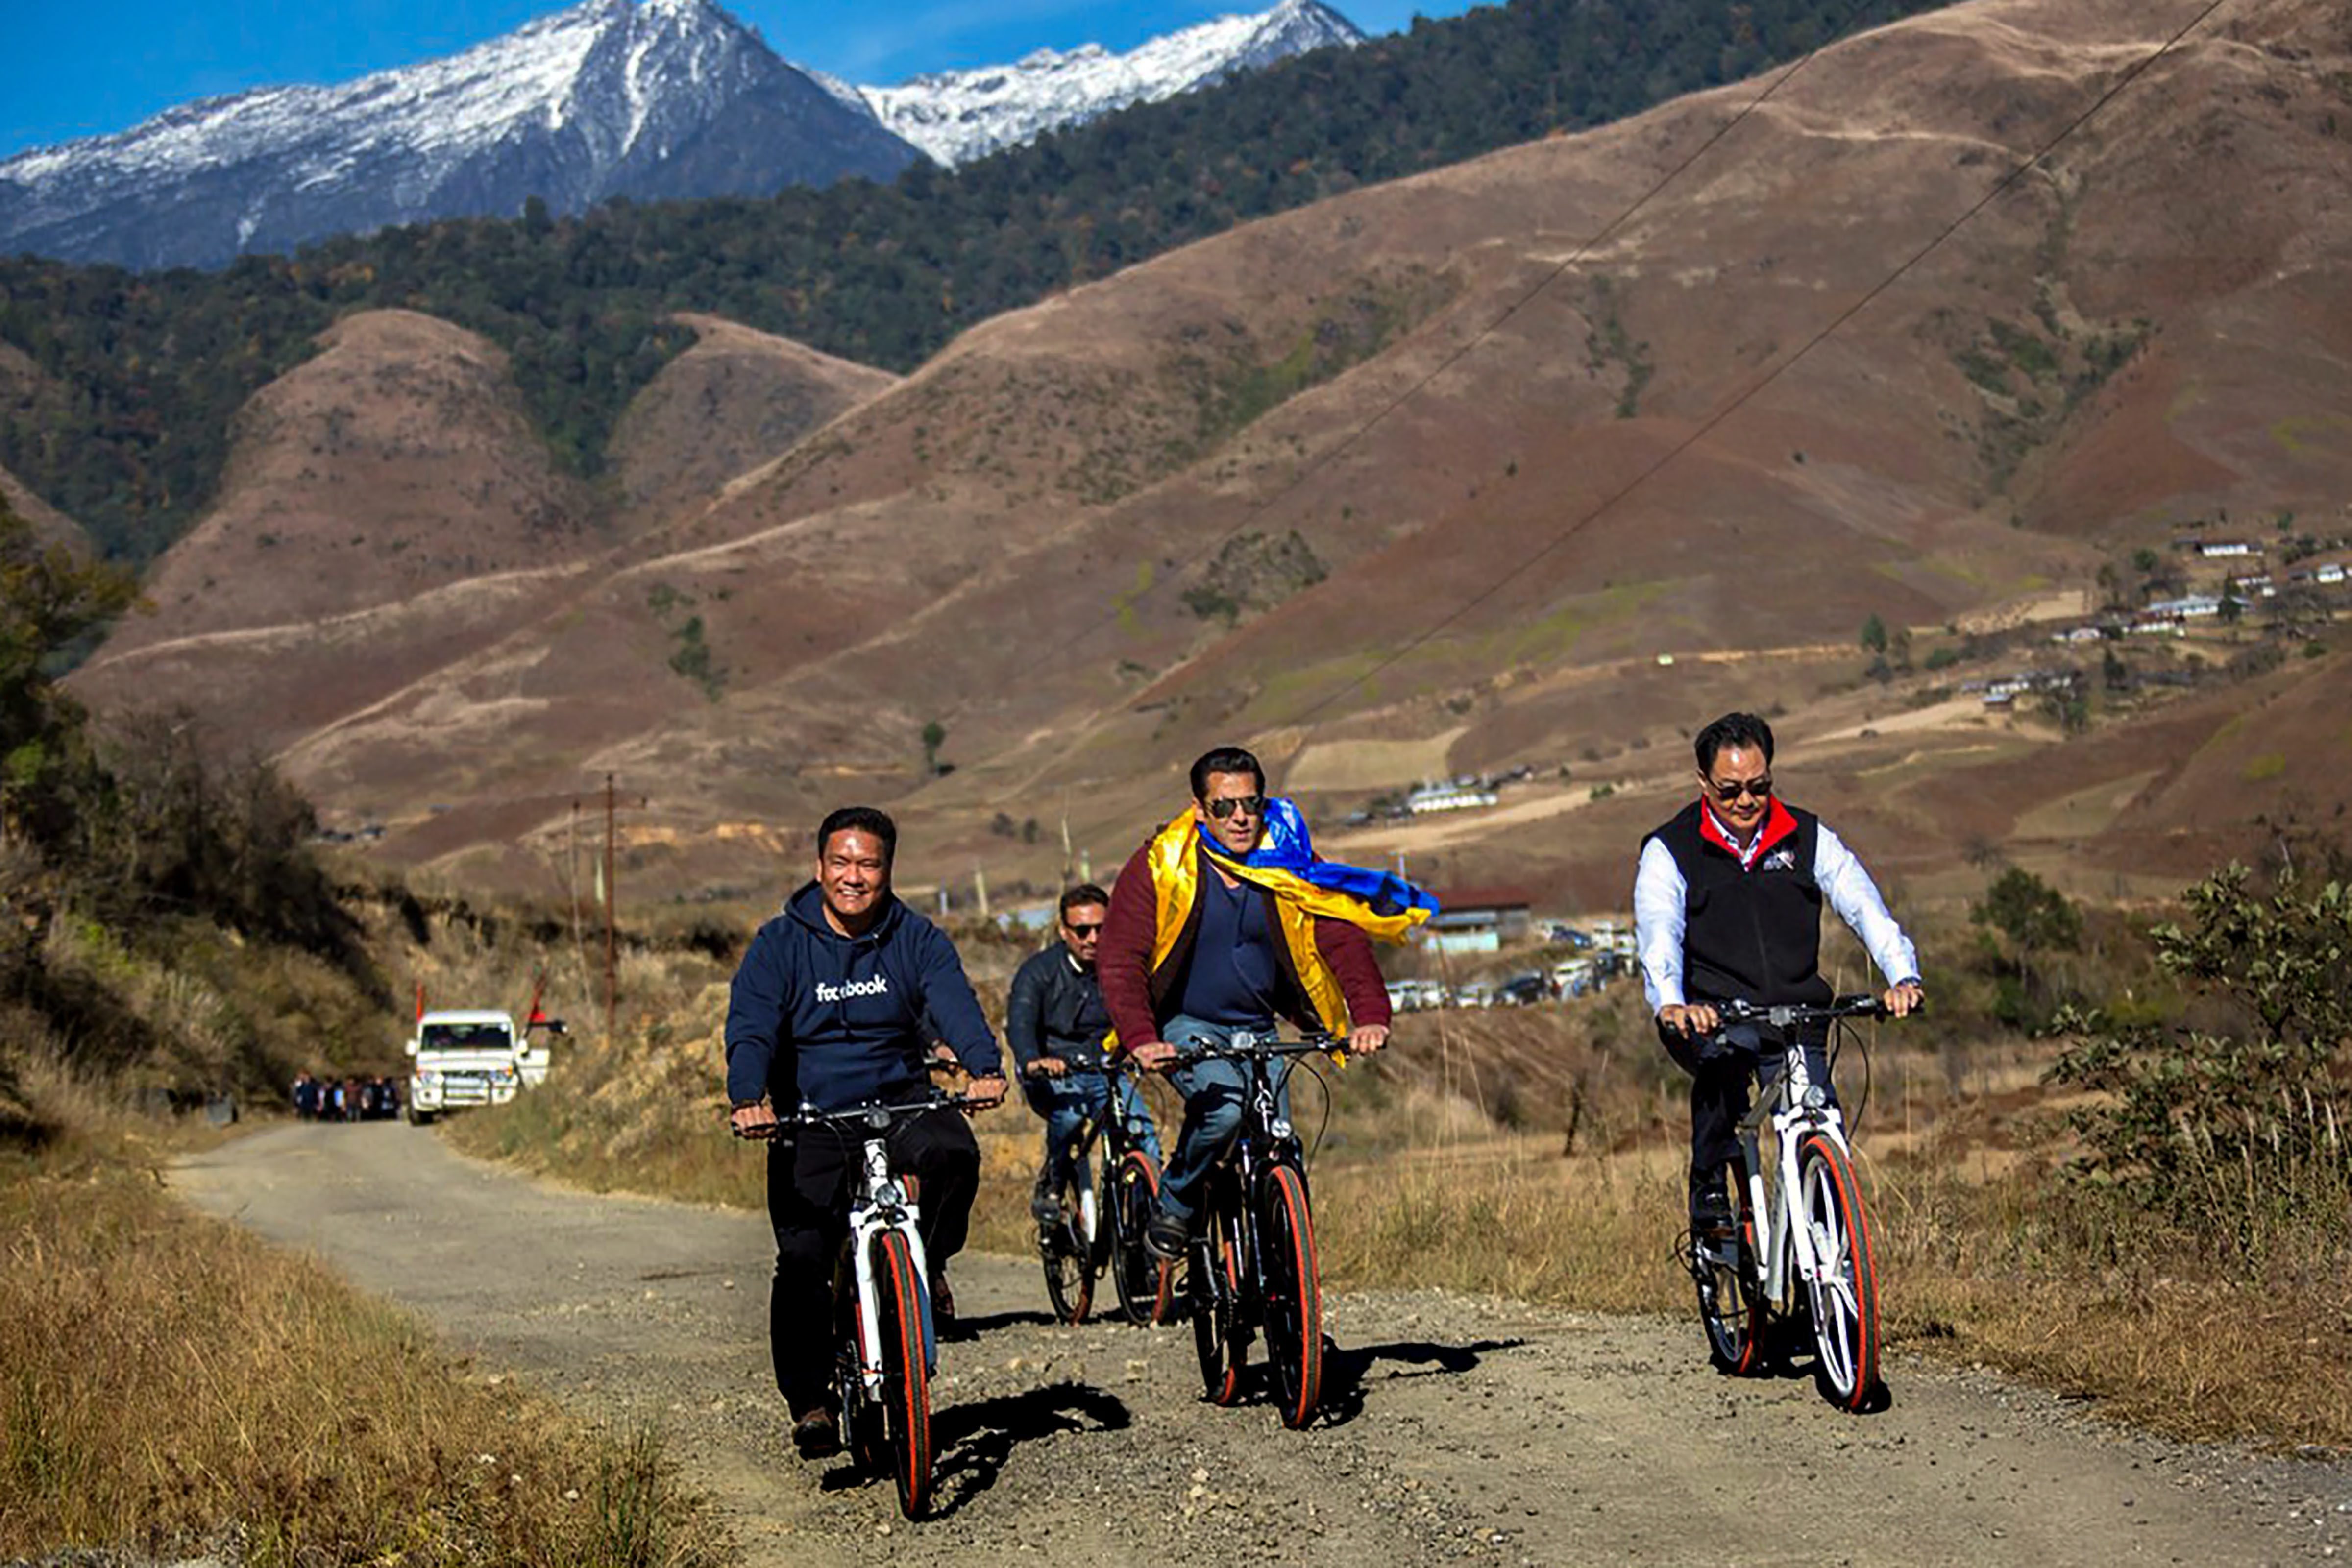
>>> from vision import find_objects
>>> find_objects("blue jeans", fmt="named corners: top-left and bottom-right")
top-left (1033, 1069), bottom-right (1162, 1195)
top-left (1156, 1015), bottom-right (1291, 1225)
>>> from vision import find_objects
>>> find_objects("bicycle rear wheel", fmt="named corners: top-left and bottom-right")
top-left (1040, 1164), bottom-right (1094, 1326)
top-left (1190, 1203), bottom-right (1247, 1406)
top-left (1258, 1163), bottom-right (1324, 1429)
top-left (835, 1250), bottom-right (886, 1472)
top-left (1110, 1152), bottom-right (1175, 1326)
top-left (1796, 1133), bottom-right (1881, 1410)
top-left (1694, 1162), bottom-right (1764, 1375)
top-left (871, 1230), bottom-right (935, 1517)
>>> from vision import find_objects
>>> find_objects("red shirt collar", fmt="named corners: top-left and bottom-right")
top-left (1698, 796), bottom-right (1798, 868)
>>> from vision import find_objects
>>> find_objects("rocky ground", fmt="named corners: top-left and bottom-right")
top-left (170, 1122), bottom-right (2352, 1567)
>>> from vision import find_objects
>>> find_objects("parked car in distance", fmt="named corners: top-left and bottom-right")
top-left (1497, 972), bottom-right (1549, 1007)
top-left (1385, 977), bottom-right (1448, 1012)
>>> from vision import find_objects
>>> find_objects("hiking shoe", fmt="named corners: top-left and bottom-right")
top-left (790, 1406), bottom-right (839, 1460)
top-left (1143, 1206), bottom-right (1189, 1263)
top-left (1689, 1188), bottom-right (1735, 1240)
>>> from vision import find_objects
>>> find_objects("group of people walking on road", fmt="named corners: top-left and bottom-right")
top-left (291, 1070), bottom-right (401, 1121)
top-left (722, 716), bottom-right (1925, 1461)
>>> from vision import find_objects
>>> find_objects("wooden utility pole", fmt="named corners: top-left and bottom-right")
top-left (603, 772), bottom-right (618, 1045)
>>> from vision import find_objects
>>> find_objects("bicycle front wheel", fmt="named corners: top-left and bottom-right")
top-left (872, 1230), bottom-right (935, 1518)
top-left (1258, 1163), bottom-right (1324, 1429)
top-left (1694, 1161), bottom-right (1763, 1375)
top-left (1040, 1165), bottom-right (1094, 1327)
top-left (1110, 1152), bottom-right (1175, 1326)
top-left (1796, 1133), bottom-right (1881, 1410)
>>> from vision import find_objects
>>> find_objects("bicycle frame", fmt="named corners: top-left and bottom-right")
top-left (781, 1098), bottom-right (958, 1397)
top-left (1059, 1064), bottom-right (1157, 1240)
top-left (1735, 1023), bottom-right (1848, 1317)
top-left (1175, 1029), bottom-right (1332, 1426)
top-left (1696, 993), bottom-right (1894, 1408)
top-left (1185, 1027), bottom-right (1316, 1200)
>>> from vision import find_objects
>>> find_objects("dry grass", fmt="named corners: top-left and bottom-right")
top-left (0, 1077), bottom-right (725, 1566)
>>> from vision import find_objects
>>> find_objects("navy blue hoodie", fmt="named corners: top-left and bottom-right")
top-left (724, 883), bottom-right (1001, 1112)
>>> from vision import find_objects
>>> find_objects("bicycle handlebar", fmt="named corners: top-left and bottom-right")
top-left (732, 1091), bottom-right (983, 1140)
top-left (1711, 994), bottom-right (1896, 1031)
top-left (1167, 1033), bottom-right (1341, 1067)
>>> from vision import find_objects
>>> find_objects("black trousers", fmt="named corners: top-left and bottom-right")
top-left (765, 1105), bottom-right (980, 1412)
top-left (1660, 1021), bottom-right (1836, 1203)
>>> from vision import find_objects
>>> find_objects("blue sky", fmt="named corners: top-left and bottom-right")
top-left (1, 0), bottom-right (1482, 160)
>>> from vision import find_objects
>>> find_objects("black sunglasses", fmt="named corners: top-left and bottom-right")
top-left (1204, 794), bottom-right (1266, 820)
top-left (1707, 776), bottom-right (1772, 801)
top-left (1063, 921), bottom-right (1103, 937)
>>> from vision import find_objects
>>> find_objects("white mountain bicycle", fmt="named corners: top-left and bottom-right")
top-left (775, 1092), bottom-right (979, 1519)
top-left (1687, 994), bottom-right (1898, 1412)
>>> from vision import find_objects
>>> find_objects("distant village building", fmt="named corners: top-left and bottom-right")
top-left (2129, 617), bottom-right (2186, 637)
top-left (1423, 888), bottom-right (1533, 954)
top-left (2147, 594), bottom-right (2223, 619)
top-left (1406, 783), bottom-right (1500, 815)
top-left (2197, 540), bottom-right (2258, 559)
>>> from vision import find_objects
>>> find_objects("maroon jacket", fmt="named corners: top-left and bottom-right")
top-left (1098, 831), bottom-right (1392, 1051)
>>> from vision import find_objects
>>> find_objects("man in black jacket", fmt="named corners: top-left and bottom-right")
top-left (1635, 713), bottom-right (1923, 1236)
top-left (724, 806), bottom-right (1006, 1460)
top-left (1006, 884), bottom-right (1163, 1223)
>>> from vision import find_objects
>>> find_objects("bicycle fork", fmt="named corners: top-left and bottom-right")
top-left (848, 1141), bottom-right (936, 1393)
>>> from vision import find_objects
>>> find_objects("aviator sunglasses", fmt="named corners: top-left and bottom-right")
top-left (1204, 794), bottom-right (1267, 820)
top-left (1707, 775), bottom-right (1773, 801)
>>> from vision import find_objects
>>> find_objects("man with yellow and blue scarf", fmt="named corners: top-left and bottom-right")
top-left (1099, 745), bottom-right (1436, 1260)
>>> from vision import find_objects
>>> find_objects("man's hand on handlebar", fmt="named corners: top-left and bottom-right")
top-left (1657, 1002), bottom-right (1719, 1037)
top-left (1348, 1023), bottom-right (1389, 1055)
top-left (730, 1101), bottom-right (780, 1140)
top-left (1127, 1039), bottom-right (1178, 1072)
top-left (964, 1075), bottom-right (1008, 1110)
top-left (1883, 980), bottom-right (1924, 1018)
top-left (1026, 1056), bottom-right (1067, 1078)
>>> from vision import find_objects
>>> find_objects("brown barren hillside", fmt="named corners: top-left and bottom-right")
top-left (71, 311), bottom-right (607, 753)
top-left (606, 314), bottom-right (898, 526)
top-left (61, 0), bottom-right (2352, 897)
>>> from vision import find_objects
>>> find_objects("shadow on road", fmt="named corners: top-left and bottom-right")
top-left (1316, 1337), bottom-right (1526, 1427)
top-left (928, 1381), bottom-right (1133, 1516)
top-left (946, 1306), bottom-right (1059, 1340)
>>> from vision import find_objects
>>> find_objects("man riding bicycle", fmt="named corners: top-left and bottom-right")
top-left (1099, 745), bottom-right (1433, 1262)
top-left (1006, 883), bottom-right (1162, 1221)
top-left (724, 806), bottom-right (1007, 1460)
top-left (1634, 712), bottom-right (1924, 1240)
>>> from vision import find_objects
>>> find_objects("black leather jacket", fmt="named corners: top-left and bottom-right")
top-left (1004, 943), bottom-right (1114, 1076)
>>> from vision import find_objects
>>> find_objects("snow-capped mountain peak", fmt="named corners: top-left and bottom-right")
top-left (861, 0), bottom-right (1366, 166)
top-left (0, 0), bottom-right (1364, 270)
top-left (0, 0), bottom-right (913, 269)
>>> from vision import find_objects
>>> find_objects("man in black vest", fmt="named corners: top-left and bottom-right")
top-left (1634, 712), bottom-right (1923, 1235)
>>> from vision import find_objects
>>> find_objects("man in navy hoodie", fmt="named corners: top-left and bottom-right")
top-left (725, 805), bottom-right (1007, 1460)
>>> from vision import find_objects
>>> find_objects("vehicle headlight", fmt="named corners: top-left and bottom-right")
top-left (416, 1070), bottom-right (438, 1086)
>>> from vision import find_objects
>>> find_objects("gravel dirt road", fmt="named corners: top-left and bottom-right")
top-left (172, 1122), bottom-right (2352, 1566)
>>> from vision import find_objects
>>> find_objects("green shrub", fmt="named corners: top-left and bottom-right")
top-left (2047, 865), bottom-right (2352, 1263)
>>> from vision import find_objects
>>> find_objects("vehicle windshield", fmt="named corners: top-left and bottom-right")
top-left (419, 1022), bottom-right (513, 1052)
